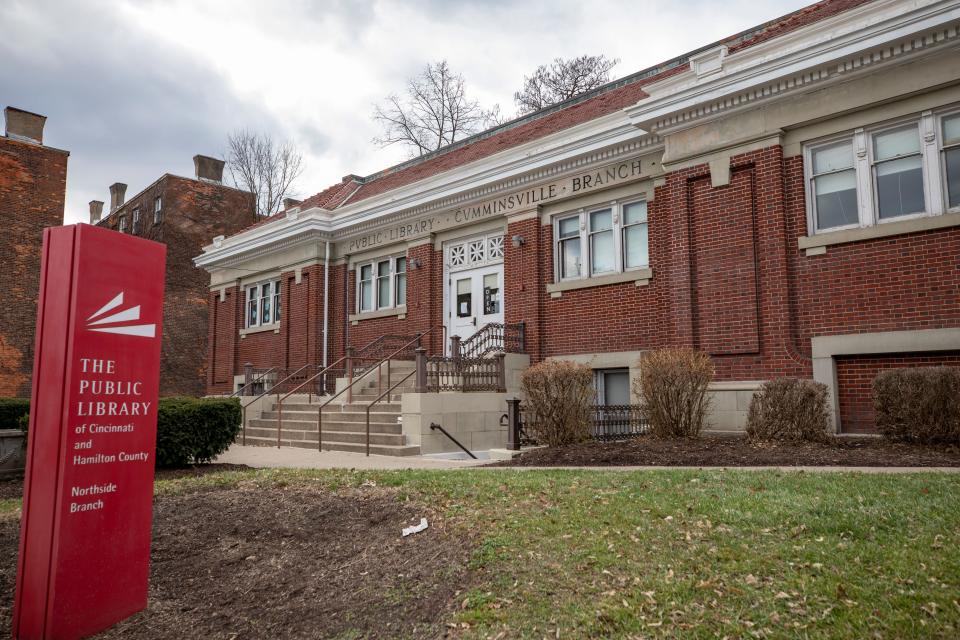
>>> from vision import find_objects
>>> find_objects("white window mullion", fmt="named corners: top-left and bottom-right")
top-left (853, 128), bottom-right (873, 227)
top-left (921, 111), bottom-right (944, 216)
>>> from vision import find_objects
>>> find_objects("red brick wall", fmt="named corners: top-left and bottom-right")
top-left (100, 175), bottom-right (255, 396)
top-left (836, 352), bottom-right (960, 433)
top-left (0, 136), bottom-right (67, 396)
top-left (689, 168), bottom-right (760, 355)
top-left (206, 143), bottom-right (960, 437)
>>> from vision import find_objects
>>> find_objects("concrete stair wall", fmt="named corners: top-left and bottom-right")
top-left (241, 360), bottom-right (420, 456)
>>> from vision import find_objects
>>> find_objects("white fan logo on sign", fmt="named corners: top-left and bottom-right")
top-left (86, 292), bottom-right (156, 338)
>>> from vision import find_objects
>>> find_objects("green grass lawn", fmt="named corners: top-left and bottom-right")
top-left (5, 468), bottom-right (959, 638)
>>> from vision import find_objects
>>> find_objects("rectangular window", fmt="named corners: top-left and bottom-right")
top-left (395, 257), bottom-right (407, 306)
top-left (483, 272), bottom-right (500, 314)
top-left (804, 108), bottom-right (960, 236)
top-left (810, 140), bottom-right (859, 231)
top-left (873, 125), bottom-right (924, 220)
top-left (260, 282), bottom-right (272, 325)
top-left (358, 264), bottom-right (374, 312)
top-left (245, 279), bottom-right (280, 328)
top-left (622, 201), bottom-right (649, 269)
top-left (132, 208), bottom-right (141, 234)
top-left (376, 260), bottom-right (391, 308)
top-left (356, 255), bottom-right (406, 313)
top-left (595, 368), bottom-right (630, 405)
top-left (246, 285), bottom-right (259, 327)
top-left (942, 113), bottom-right (960, 209)
top-left (153, 197), bottom-right (163, 223)
top-left (554, 199), bottom-right (649, 282)
top-left (118, 216), bottom-right (128, 233)
top-left (557, 215), bottom-right (581, 279)
top-left (589, 208), bottom-right (614, 275)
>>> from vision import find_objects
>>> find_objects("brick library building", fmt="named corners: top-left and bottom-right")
top-left (196, 0), bottom-right (960, 455)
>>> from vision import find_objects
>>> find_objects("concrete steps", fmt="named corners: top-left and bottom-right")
top-left (241, 359), bottom-right (418, 456)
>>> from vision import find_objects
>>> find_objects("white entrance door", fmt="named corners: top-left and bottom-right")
top-left (448, 264), bottom-right (504, 347)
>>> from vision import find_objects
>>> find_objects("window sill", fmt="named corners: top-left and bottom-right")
top-left (239, 323), bottom-right (280, 338)
top-left (349, 306), bottom-right (407, 324)
top-left (547, 268), bottom-right (653, 297)
top-left (799, 211), bottom-right (960, 255)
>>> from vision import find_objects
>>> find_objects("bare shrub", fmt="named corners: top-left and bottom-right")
top-left (746, 378), bottom-right (831, 443)
top-left (520, 360), bottom-right (594, 447)
top-left (873, 367), bottom-right (960, 445)
top-left (635, 347), bottom-right (713, 438)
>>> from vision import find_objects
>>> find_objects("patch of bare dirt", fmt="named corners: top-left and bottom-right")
top-left (490, 435), bottom-right (960, 467)
top-left (0, 463), bottom-right (251, 501)
top-left (0, 481), bottom-right (470, 639)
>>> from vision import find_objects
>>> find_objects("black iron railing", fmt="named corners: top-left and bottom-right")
top-left (507, 401), bottom-right (648, 448)
top-left (456, 322), bottom-right (526, 359)
top-left (421, 353), bottom-right (506, 392)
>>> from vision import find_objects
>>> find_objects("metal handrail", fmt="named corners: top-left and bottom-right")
top-left (429, 422), bottom-right (477, 459)
top-left (274, 355), bottom-right (360, 448)
top-left (230, 367), bottom-right (278, 397)
top-left (317, 326), bottom-right (443, 454)
top-left (239, 362), bottom-right (315, 446)
top-left (364, 369), bottom-right (416, 456)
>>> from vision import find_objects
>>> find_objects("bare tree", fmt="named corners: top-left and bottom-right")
top-left (514, 55), bottom-right (619, 115)
top-left (226, 130), bottom-right (304, 218)
top-left (373, 60), bottom-right (501, 156)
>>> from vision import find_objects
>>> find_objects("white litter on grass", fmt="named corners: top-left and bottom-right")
top-left (402, 518), bottom-right (429, 537)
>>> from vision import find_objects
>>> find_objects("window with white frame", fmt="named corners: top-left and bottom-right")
top-left (132, 208), bottom-right (141, 234)
top-left (118, 216), bottom-right (128, 233)
top-left (356, 255), bottom-right (405, 313)
top-left (942, 112), bottom-right (960, 210)
top-left (554, 200), bottom-right (649, 281)
top-left (395, 257), bottom-right (407, 306)
top-left (245, 280), bottom-right (280, 328)
top-left (153, 196), bottom-right (163, 223)
top-left (805, 108), bottom-right (960, 234)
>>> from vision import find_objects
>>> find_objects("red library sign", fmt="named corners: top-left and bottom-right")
top-left (13, 224), bottom-right (166, 640)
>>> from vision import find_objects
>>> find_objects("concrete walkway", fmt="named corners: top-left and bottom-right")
top-left (216, 444), bottom-right (486, 470)
top-left (216, 445), bottom-right (959, 473)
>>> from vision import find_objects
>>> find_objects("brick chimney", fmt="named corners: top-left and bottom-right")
top-left (109, 183), bottom-right (127, 212)
top-left (4, 107), bottom-right (46, 144)
top-left (89, 200), bottom-right (104, 224)
top-left (283, 198), bottom-right (302, 210)
top-left (194, 154), bottom-right (224, 184)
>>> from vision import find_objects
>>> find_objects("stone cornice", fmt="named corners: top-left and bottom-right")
top-left (196, 125), bottom-right (662, 268)
top-left (625, 0), bottom-right (960, 134)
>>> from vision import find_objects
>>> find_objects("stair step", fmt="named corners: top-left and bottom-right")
top-left (247, 420), bottom-right (402, 434)
top-left (244, 427), bottom-right (406, 446)
top-left (243, 435), bottom-right (420, 456)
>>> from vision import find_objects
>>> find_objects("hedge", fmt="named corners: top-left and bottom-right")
top-left (873, 367), bottom-right (960, 445)
top-left (155, 397), bottom-right (242, 467)
top-left (0, 398), bottom-right (30, 430)
top-left (746, 378), bottom-right (830, 443)
top-left (5, 396), bottom-right (242, 467)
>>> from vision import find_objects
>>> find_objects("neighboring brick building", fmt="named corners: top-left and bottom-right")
top-left (94, 157), bottom-right (255, 396)
top-left (0, 107), bottom-right (68, 397)
top-left (197, 0), bottom-right (960, 446)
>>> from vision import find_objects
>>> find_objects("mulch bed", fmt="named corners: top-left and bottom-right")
top-left (0, 479), bottom-right (470, 639)
top-left (489, 435), bottom-right (960, 467)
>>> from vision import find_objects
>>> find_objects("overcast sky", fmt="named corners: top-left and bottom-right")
top-left (2, 0), bottom-right (809, 224)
